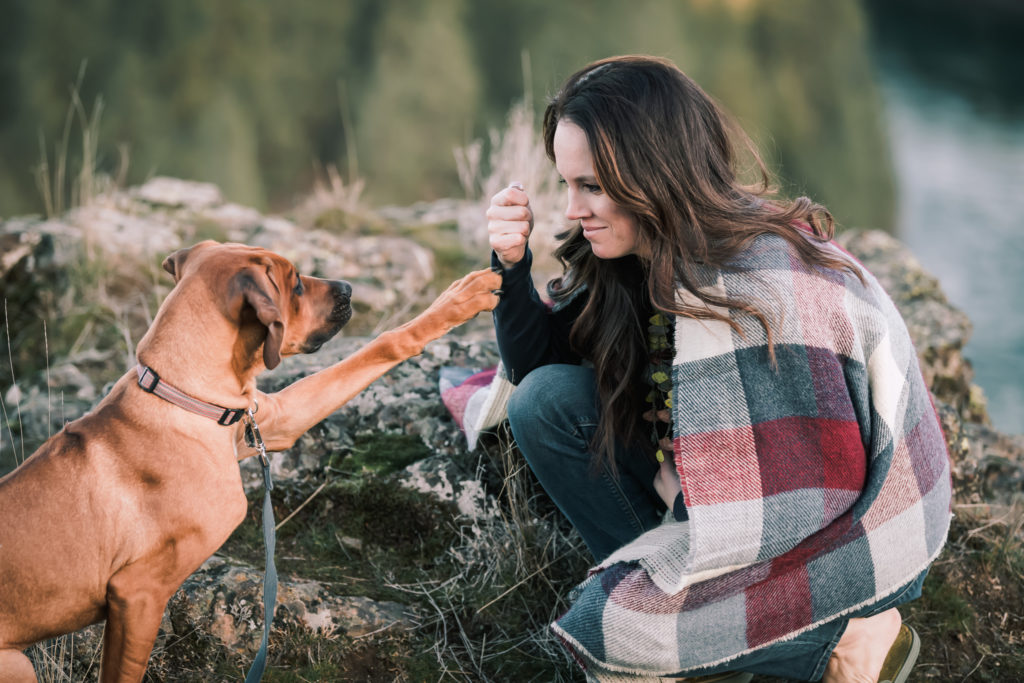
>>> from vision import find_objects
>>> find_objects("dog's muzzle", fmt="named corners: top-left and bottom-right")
top-left (328, 279), bottom-right (353, 327)
top-left (301, 279), bottom-right (352, 353)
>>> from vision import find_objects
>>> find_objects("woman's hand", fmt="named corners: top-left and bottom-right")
top-left (653, 459), bottom-right (682, 511)
top-left (486, 182), bottom-right (534, 268)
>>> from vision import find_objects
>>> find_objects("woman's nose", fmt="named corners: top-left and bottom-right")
top-left (565, 191), bottom-right (590, 221)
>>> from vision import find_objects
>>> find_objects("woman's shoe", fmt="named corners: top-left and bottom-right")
top-left (878, 624), bottom-right (920, 683)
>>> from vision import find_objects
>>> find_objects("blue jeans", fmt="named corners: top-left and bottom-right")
top-left (506, 363), bottom-right (665, 563)
top-left (506, 363), bottom-right (927, 682)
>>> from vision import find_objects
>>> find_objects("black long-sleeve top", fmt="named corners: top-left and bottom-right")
top-left (491, 248), bottom-right (685, 520)
top-left (491, 248), bottom-right (587, 385)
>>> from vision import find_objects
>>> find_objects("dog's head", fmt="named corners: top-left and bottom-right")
top-left (163, 241), bottom-right (352, 369)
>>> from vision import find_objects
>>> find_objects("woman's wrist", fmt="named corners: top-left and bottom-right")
top-left (491, 248), bottom-right (533, 285)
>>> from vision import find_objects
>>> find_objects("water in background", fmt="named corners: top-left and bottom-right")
top-left (866, 2), bottom-right (1024, 434)
top-left (882, 77), bottom-right (1024, 433)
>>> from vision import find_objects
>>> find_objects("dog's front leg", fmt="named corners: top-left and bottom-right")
top-left (99, 573), bottom-right (173, 683)
top-left (251, 268), bottom-right (501, 452)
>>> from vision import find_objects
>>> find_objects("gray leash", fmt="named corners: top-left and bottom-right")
top-left (243, 408), bottom-right (277, 683)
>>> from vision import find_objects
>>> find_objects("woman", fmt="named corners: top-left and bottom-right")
top-left (486, 56), bottom-right (950, 682)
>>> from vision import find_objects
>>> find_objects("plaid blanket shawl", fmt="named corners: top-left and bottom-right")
top-left (551, 234), bottom-right (952, 680)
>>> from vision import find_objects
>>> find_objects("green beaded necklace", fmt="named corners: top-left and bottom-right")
top-left (644, 312), bottom-right (674, 463)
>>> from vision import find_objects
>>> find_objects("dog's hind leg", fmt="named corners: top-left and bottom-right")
top-left (0, 650), bottom-right (37, 683)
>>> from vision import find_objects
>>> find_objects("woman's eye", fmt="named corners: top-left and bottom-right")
top-left (558, 178), bottom-right (601, 193)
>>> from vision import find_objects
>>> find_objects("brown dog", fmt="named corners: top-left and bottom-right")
top-left (0, 240), bottom-right (501, 682)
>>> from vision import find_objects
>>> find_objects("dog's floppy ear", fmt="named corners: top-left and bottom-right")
top-left (162, 246), bottom-right (193, 283)
top-left (234, 268), bottom-right (285, 370)
top-left (163, 241), bottom-right (217, 283)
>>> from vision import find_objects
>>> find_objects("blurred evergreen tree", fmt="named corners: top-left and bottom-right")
top-left (688, 0), bottom-right (895, 231)
top-left (0, 0), bottom-right (893, 230)
top-left (355, 0), bottom-right (480, 204)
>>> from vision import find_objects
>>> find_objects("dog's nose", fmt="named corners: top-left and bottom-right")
top-left (330, 280), bottom-right (352, 301)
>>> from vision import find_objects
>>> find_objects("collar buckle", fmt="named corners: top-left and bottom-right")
top-left (138, 366), bottom-right (161, 393)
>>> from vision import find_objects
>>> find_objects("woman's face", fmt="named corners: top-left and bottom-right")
top-left (553, 120), bottom-right (646, 260)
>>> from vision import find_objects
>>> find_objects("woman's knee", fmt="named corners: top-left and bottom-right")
top-left (507, 363), bottom-right (594, 429)
top-left (507, 364), bottom-right (601, 492)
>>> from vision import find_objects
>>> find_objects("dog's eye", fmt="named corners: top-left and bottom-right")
top-left (293, 276), bottom-right (304, 296)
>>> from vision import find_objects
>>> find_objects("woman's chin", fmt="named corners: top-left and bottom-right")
top-left (589, 244), bottom-right (628, 260)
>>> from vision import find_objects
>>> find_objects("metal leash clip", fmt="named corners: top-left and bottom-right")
top-left (244, 409), bottom-right (271, 472)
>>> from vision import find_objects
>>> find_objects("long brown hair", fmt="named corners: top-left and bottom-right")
top-left (543, 55), bottom-right (860, 472)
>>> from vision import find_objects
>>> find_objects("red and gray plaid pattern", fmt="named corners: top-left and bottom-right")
top-left (551, 235), bottom-right (952, 680)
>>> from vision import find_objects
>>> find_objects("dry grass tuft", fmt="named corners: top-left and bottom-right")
top-left (26, 632), bottom-right (102, 683)
top-left (899, 501), bottom-right (1024, 680)
top-left (384, 425), bottom-right (588, 681)
top-left (33, 61), bottom-right (128, 219)
top-left (292, 162), bottom-right (378, 235)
